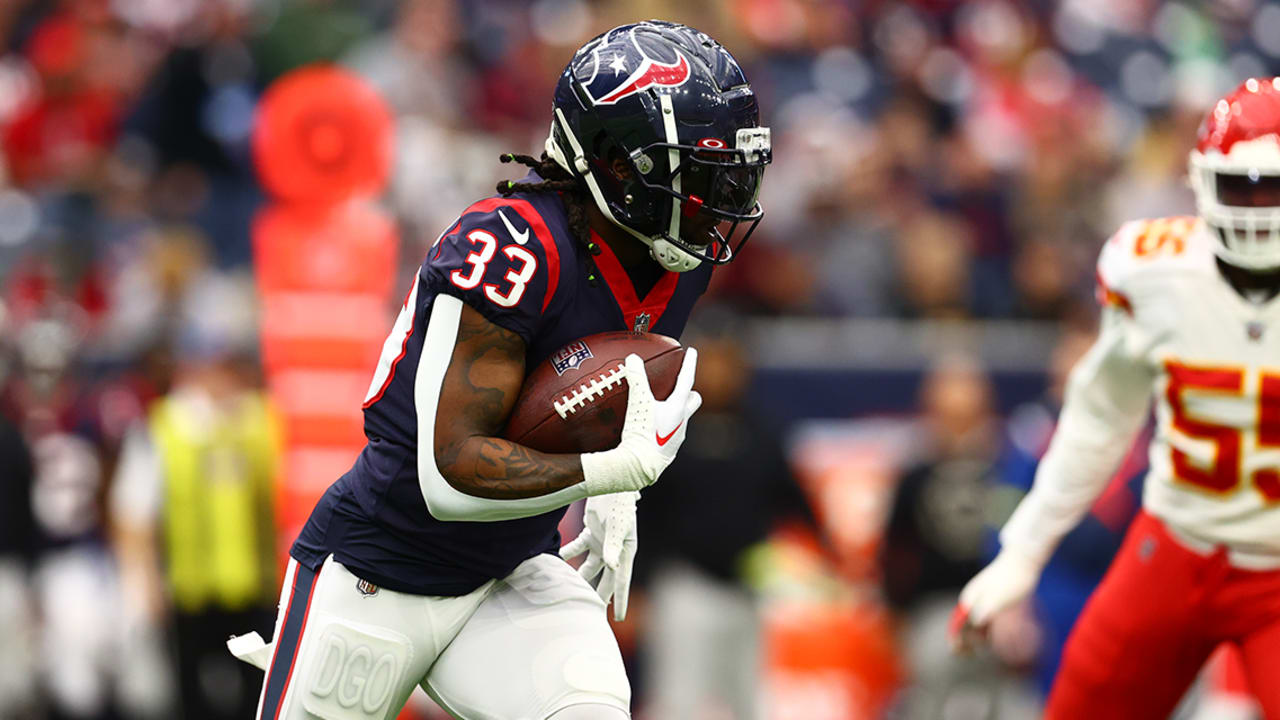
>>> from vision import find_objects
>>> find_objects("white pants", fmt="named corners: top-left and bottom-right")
top-left (254, 554), bottom-right (630, 720)
top-left (0, 558), bottom-right (36, 715)
top-left (35, 546), bottom-right (174, 718)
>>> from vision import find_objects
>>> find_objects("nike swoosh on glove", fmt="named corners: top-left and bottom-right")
top-left (580, 349), bottom-right (701, 496)
top-left (559, 491), bottom-right (638, 621)
top-left (950, 547), bottom-right (1045, 653)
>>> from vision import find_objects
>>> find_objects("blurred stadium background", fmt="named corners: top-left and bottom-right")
top-left (1, 0), bottom-right (1278, 718)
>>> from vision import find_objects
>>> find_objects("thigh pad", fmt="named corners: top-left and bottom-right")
top-left (300, 618), bottom-right (414, 720)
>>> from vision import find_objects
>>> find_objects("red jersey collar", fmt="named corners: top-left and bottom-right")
top-left (589, 230), bottom-right (679, 332)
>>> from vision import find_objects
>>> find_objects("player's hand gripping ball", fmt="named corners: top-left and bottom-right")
top-left (503, 332), bottom-right (688, 453)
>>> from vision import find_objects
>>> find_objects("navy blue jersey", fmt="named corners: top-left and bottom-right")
top-left (292, 177), bottom-right (711, 595)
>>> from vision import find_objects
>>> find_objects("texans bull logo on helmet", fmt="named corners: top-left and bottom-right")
top-left (577, 27), bottom-right (694, 107)
top-left (591, 50), bottom-right (691, 105)
top-left (547, 21), bottom-right (773, 273)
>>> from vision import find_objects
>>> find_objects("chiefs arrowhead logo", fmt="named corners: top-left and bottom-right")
top-left (594, 50), bottom-right (691, 105)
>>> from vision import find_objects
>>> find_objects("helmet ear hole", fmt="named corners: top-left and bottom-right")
top-left (609, 155), bottom-right (634, 181)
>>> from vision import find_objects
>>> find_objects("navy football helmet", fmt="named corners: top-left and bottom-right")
top-left (546, 20), bottom-right (771, 272)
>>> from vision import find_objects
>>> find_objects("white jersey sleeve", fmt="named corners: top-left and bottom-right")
top-left (998, 220), bottom-right (1166, 564)
top-left (999, 304), bottom-right (1155, 564)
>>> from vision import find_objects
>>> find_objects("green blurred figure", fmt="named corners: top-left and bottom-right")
top-left (111, 276), bottom-right (281, 720)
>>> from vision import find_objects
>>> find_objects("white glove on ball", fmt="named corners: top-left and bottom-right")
top-left (560, 491), bottom-right (639, 621)
top-left (580, 350), bottom-right (701, 496)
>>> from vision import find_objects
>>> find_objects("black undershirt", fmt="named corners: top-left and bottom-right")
top-left (1217, 258), bottom-right (1280, 303)
top-left (622, 255), bottom-right (666, 299)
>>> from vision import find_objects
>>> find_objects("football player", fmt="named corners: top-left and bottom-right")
top-left (952, 77), bottom-right (1280, 719)
top-left (234, 21), bottom-right (771, 720)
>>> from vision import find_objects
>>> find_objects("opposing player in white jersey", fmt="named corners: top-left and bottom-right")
top-left (952, 77), bottom-right (1280, 719)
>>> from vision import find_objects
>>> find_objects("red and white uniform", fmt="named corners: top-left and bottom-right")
top-left (1093, 217), bottom-right (1280, 559)
top-left (998, 217), bottom-right (1280, 718)
top-left (959, 76), bottom-right (1280, 720)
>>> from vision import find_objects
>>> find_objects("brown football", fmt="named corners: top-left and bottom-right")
top-left (503, 332), bottom-right (686, 454)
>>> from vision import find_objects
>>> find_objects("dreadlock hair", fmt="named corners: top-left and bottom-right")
top-left (496, 152), bottom-right (602, 285)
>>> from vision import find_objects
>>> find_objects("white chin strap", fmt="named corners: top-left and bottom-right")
top-left (546, 99), bottom-right (703, 273)
top-left (649, 238), bottom-right (703, 272)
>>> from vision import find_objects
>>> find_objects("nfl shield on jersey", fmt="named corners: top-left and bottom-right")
top-left (290, 173), bottom-right (711, 596)
top-left (1096, 216), bottom-right (1280, 562)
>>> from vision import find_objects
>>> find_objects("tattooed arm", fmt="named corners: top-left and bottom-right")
top-left (416, 294), bottom-right (698, 522)
top-left (433, 302), bottom-right (584, 499)
top-left (416, 295), bottom-right (592, 522)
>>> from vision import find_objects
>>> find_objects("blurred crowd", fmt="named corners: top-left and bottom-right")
top-left (1, 0), bottom-right (1278, 718)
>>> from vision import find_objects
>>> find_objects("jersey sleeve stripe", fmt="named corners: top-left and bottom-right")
top-left (1095, 270), bottom-right (1134, 315)
top-left (520, 203), bottom-right (561, 313)
top-left (430, 219), bottom-right (463, 262)
top-left (362, 274), bottom-right (422, 409)
top-left (458, 197), bottom-right (561, 313)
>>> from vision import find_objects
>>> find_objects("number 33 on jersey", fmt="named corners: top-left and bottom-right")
top-left (363, 199), bottom-right (558, 409)
top-left (1096, 216), bottom-right (1280, 555)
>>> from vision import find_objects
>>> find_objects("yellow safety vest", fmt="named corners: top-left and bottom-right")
top-left (149, 391), bottom-right (280, 613)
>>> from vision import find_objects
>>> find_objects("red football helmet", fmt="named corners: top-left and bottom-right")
top-left (1189, 77), bottom-right (1280, 271)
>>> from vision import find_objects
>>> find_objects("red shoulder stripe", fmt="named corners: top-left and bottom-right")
top-left (1095, 270), bottom-right (1133, 315)
top-left (430, 219), bottom-right (461, 261)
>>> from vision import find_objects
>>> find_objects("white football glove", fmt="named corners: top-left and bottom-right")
top-left (560, 491), bottom-right (638, 621)
top-left (950, 547), bottom-right (1045, 653)
top-left (580, 349), bottom-right (701, 496)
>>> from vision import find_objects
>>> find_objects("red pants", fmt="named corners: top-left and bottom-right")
top-left (1046, 511), bottom-right (1280, 719)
